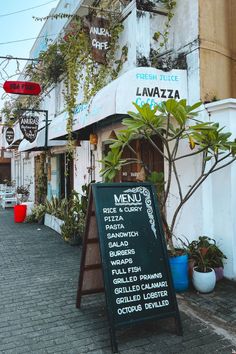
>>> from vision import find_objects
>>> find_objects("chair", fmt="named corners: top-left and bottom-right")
top-left (1, 192), bottom-right (18, 209)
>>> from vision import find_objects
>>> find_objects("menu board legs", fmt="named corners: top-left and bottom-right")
top-left (110, 327), bottom-right (118, 353)
top-left (76, 183), bottom-right (183, 353)
top-left (76, 189), bottom-right (104, 308)
top-left (175, 314), bottom-right (183, 336)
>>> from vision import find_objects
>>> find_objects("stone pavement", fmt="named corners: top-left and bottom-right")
top-left (0, 208), bottom-right (236, 354)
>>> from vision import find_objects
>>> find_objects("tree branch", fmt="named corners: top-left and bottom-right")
top-left (174, 146), bottom-right (209, 161)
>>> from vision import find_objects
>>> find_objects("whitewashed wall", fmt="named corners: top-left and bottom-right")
top-left (203, 100), bottom-right (236, 280)
top-left (170, 100), bottom-right (236, 280)
top-left (73, 141), bottom-right (91, 194)
top-left (22, 155), bottom-right (34, 199)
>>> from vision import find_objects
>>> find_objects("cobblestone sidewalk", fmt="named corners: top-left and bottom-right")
top-left (0, 209), bottom-right (235, 353)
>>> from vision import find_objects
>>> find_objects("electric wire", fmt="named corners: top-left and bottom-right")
top-left (0, 34), bottom-right (57, 46)
top-left (0, 0), bottom-right (58, 18)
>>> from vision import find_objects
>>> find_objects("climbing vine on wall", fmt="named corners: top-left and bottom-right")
top-left (152, 0), bottom-right (177, 50)
top-left (36, 153), bottom-right (47, 204)
top-left (27, 12), bottom-right (127, 156)
top-left (137, 0), bottom-right (177, 69)
top-left (24, 0), bottom-right (175, 156)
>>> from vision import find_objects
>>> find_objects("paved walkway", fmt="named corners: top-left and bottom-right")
top-left (0, 208), bottom-right (236, 354)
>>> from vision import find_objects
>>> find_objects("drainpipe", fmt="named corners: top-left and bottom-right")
top-left (44, 110), bottom-right (48, 149)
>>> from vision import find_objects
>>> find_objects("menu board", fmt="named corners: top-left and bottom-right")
top-left (92, 183), bottom-right (181, 331)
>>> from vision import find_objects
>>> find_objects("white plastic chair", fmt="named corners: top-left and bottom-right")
top-left (1, 192), bottom-right (17, 209)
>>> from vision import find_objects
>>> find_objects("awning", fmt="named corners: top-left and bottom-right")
top-left (18, 128), bottom-right (67, 152)
top-left (49, 66), bottom-right (188, 140)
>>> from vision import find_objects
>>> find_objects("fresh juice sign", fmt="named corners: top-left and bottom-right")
top-left (135, 72), bottom-right (181, 108)
top-left (116, 67), bottom-right (187, 112)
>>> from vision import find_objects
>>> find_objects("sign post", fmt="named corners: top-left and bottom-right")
top-left (76, 182), bottom-right (182, 352)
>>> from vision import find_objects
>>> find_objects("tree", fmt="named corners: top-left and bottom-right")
top-left (100, 99), bottom-right (236, 254)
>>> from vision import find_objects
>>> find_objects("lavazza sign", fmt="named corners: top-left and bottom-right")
top-left (116, 67), bottom-right (188, 113)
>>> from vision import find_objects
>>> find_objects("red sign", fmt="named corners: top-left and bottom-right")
top-left (3, 81), bottom-right (41, 95)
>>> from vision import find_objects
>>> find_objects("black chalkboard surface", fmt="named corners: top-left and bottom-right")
top-left (90, 182), bottom-right (182, 352)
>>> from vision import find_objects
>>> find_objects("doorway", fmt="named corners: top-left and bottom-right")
top-left (103, 135), bottom-right (164, 182)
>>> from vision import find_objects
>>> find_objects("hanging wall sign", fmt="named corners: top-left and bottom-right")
top-left (76, 182), bottom-right (182, 352)
top-left (19, 115), bottom-right (39, 143)
top-left (5, 127), bottom-right (14, 145)
top-left (88, 16), bottom-right (111, 64)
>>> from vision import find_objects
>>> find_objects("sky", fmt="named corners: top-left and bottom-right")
top-left (0, 0), bottom-right (60, 109)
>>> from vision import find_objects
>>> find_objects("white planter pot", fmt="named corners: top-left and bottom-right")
top-left (54, 217), bottom-right (64, 234)
top-left (44, 213), bottom-right (52, 228)
top-left (21, 202), bottom-right (34, 216)
top-left (192, 267), bottom-right (216, 293)
top-left (44, 213), bottom-right (64, 235)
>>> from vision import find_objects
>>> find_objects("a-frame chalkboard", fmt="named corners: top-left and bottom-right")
top-left (76, 182), bottom-right (182, 352)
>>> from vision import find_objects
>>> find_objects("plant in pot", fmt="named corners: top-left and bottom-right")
top-left (61, 210), bottom-right (84, 246)
top-left (60, 191), bottom-right (87, 245)
top-left (26, 203), bottom-right (46, 224)
top-left (100, 99), bottom-right (236, 292)
top-left (192, 251), bottom-right (216, 293)
top-left (186, 236), bottom-right (227, 283)
top-left (16, 185), bottom-right (30, 203)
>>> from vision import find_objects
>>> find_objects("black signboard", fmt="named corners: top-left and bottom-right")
top-left (5, 127), bottom-right (14, 145)
top-left (77, 182), bottom-right (182, 352)
top-left (19, 115), bottom-right (39, 143)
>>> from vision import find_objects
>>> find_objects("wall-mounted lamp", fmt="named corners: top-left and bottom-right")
top-left (89, 133), bottom-right (98, 145)
top-left (108, 130), bottom-right (117, 140)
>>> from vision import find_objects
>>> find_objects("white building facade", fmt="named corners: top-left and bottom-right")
top-left (4, 0), bottom-right (236, 280)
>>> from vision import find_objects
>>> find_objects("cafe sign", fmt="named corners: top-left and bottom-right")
top-left (3, 81), bottom-right (41, 95)
top-left (5, 127), bottom-right (14, 145)
top-left (19, 115), bottom-right (39, 143)
top-left (88, 16), bottom-right (111, 64)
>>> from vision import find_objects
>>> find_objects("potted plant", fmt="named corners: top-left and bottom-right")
top-left (16, 185), bottom-right (30, 203)
top-left (26, 204), bottom-right (46, 224)
top-left (100, 99), bottom-right (236, 291)
top-left (61, 211), bottom-right (84, 246)
top-left (44, 197), bottom-right (66, 234)
top-left (60, 189), bottom-right (88, 245)
top-left (186, 236), bottom-right (227, 282)
top-left (190, 240), bottom-right (217, 293)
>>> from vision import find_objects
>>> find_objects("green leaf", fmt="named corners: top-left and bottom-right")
top-left (179, 99), bottom-right (187, 107)
top-left (204, 156), bottom-right (212, 162)
top-left (190, 122), bottom-right (217, 131)
top-left (188, 101), bottom-right (202, 112)
top-left (165, 99), bottom-right (178, 113)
